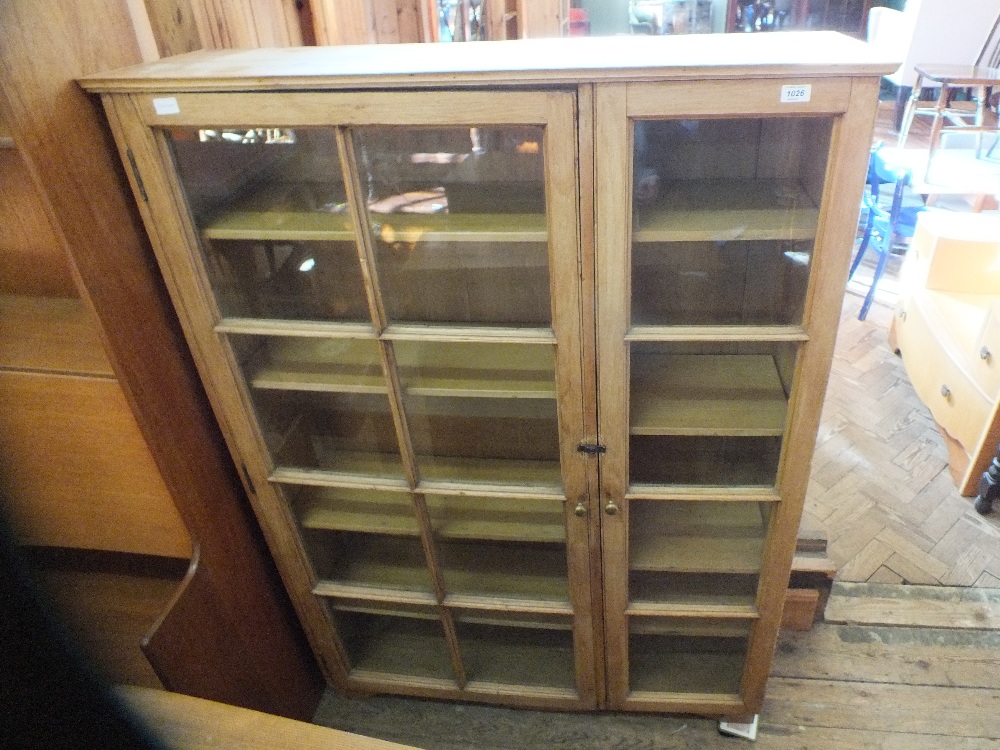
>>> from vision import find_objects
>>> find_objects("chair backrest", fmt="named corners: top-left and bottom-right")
top-left (873, 0), bottom-right (1000, 88)
top-left (866, 147), bottom-right (913, 226)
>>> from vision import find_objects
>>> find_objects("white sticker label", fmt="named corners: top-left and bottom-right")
top-left (780, 84), bottom-right (812, 104)
top-left (152, 97), bottom-right (180, 115)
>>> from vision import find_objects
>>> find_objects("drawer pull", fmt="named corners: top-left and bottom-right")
top-left (574, 501), bottom-right (587, 517)
top-left (981, 346), bottom-right (992, 362)
top-left (898, 309), bottom-right (907, 321)
top-left (604, 499), bottom-right (619, 516)
top-left (941, 384), bottom-right (952, 399)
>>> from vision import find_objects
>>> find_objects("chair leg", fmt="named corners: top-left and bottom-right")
top-left (849, 214), bottom-right (874, 279)
top-left (858, 234), bottom-right (891, 321)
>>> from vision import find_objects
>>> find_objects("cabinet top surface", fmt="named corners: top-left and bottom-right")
top-left (79, 32), bottom-right (896, 93)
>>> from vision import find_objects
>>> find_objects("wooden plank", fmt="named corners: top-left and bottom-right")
top-left (628, 77), bottom-right (853, 118)
top-left (764, 677), bottom-right (1000, 739)
top-left (773, 622), bottom-right (1000, 690)
top-left (0, 148), bottom-right (77, 297)
top-left (78, 34), bottom-right (897, 95)
top-left (625, 325), bottom-right (809, 342)
top-left (632, 179), bottom-right (819, 243)
top-left (781, 588), bottom-right (820, 631)
top-left (825, 582), bottom-right (1000, 630)
top-left (0, 295), bottom-right (114, 376)
top-left (301, 490), bottom-right (566, 543)
top-left (3, 0), bottom-right (323, 717)
top-left (0, 370), bottom-right (191, 558)
top-left (630, 354), bottom-right (788, 437)
top-left (250, 337), bottom-right (556, 398)
top-left (118, 686), bottom-right (421, 749)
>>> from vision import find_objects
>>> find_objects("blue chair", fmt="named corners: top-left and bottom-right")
top-left (848, 146), bottom-right (929, 320)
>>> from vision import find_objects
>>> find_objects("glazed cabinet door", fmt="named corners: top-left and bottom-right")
top-left (108, 89), bottom-right (597, 709)
top-left (593, 78), bottom-right (867, 714)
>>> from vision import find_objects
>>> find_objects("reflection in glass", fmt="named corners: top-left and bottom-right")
top-left (352, 126), bottom-right (551, 326)
top-left (631, 117), bottom-right (832, 326)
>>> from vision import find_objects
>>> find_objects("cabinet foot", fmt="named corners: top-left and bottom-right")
top-left (718, 714), bottom-right (759, 741)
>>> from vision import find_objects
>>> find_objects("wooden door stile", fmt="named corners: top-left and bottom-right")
top-left (574, 82), bottom-right (607, 709)
top-left (101, 92), bottom-right (354, 690)
top-left (593, 82), bottom-right (631, 709)
top-left (741, 76), bottom-right (882, 714)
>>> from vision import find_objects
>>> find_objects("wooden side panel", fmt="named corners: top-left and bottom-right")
top-left (0, 371), bottom-right (192, 558)
top-left (0, 0), bottom-right (323, 719)
top-left (0, 148), bottom-right (76, 297)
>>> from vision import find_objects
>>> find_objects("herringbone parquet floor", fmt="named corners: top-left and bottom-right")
top-left (806, 103), bottom-right (1000, 585)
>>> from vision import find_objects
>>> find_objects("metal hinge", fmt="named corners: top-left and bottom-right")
top-left (240, 463), bottom-right (256, 495)
top-left (577, 442), bottom-right (606, 456)
top-left (126, 147), bottom-right (148, 202)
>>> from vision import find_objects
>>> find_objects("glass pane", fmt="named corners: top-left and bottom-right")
top-left (629, 341), bottom-right (797, 487)
top-left (353, 126), bottom-right (551, 326)
top-left (393, 340), bottom-right (561, 487)
top-left (629, 617), bottom-right (750, 694)
top-left (290, 485), bottom-right (419, 536)
top-left (454, 611), bottom-right (576, 689)
top-left (628, 500), bottom-right (771, 608)
top-left (252, 389), bottom-right (404, 478)
top-left (166, 127), bottom-right (367, 322)
top-left (425, 494), bottom-right (566, 544)
top-left (306, 530), bottom-right (432, 594)
top-left (230, 334), bottom-right (384, 395)
top-left (631, 118), bottom-right (832, 325)
top-left (438, 540), bottom-right (569, 603)
top-left (327, 607), bottom-right (454, 681)
top-left (406, 394), bottom-right (560, 486)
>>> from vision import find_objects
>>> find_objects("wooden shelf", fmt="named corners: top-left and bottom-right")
top-left (297, 487), bottom-right (419, 536)
top-left (439, 540), bottom-right (569, 603)
top-left (311, 534), bottom-right (434, 594)
top-left (248, 337), bottom-right (386, 394)
top-left (417, 455), bottom-right (563, 490)
top-left (628, 618), bottom-right (753, 638)
top-left (629, 502), bottom-right (767, 575)
top-left (245, 336), bottom-right (556, 399)
top-left (395, 341), bottom-right (555, 399)
top-left (297, 487), bottom-right (566, 543)
top-left (203, 182), bottom-right (547, 243)
top-left (630, 354), bottom-right (787, 436)
top-left (632, 179), bottom-right (818, 243)
top-left (629, 571), bottom-right (759, 612)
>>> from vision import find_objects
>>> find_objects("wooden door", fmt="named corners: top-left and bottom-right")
top-left (104, 87), bottom-right (599, 710)
top-left (593, 76), bottom-right (877, 714)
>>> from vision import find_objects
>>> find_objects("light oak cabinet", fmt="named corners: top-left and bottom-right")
top-left (82, 33), bottom-right (891, 718)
